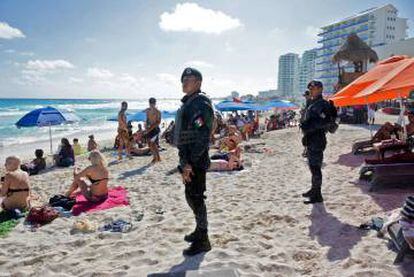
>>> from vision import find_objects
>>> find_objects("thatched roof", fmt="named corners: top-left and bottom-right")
top-left (332, 33), bottom-right (379, 63)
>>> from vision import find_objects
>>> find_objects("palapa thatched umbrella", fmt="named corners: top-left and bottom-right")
top-left (332, 33), bottom-right (379, 65)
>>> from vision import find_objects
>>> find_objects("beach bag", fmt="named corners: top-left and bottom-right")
top-left (49, 194), bottom-right (76, 211)
top-left (26, 206), bottom-right (59, 225)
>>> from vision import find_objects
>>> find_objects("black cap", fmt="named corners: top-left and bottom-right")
top-left (89, 135), bottom-right (94, 139)
top-left (307, 80), bottom-right (323, 89)
top-left (181, 67), bottom-right (202, 83)
top-left (149, 97), bottom-right (156, 104)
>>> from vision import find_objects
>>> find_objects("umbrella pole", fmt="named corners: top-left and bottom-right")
top-left (49, 124), bottom-right (53, 154)
top-left (366, 97), bottom-right (373, 139)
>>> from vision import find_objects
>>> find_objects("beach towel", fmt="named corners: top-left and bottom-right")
top-left (72, 186), bottom-right (129, 216)
top-left (0, 210), bottom-right (23, 237)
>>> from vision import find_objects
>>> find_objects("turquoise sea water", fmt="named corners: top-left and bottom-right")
top-left (0, 98), bottom-right (181, 147)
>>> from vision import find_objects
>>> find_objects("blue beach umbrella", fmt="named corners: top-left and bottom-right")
top-left (16, 106), bottom-right (80, 153)
top-left (264, 100), bottom-right (298, 110)
top-left (215, 101), bottom-right (253, 112)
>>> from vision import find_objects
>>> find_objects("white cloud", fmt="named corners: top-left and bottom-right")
top-left (305, 26), bottom-right (320, 42)
top-left (25, 59), bottom-right (74, 71)
top-left (184, 60), bottom-right (214, 68)
top-left (87, 67), bottom-right (114, 79)
top-left (225, 41), bottom-right (234, 52)
top-left (4, 49), bottom-right (15, 53)
top-left (157, 73), bottom-right (179, 87)
top-left (159, 3), bottom-right (242, 34)
top-left (68, 77), bottom-right (84, 83)
top-left (0, 22), bottom-right (25, 39)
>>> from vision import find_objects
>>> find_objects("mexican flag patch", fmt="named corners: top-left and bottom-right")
top-left (194, 116), bottom-right (204, 128)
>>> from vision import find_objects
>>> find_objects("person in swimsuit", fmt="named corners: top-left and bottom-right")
top-left (1, 156), bottom-right (31, 211)
top-left (87, 135), bottom-right (98, 152)
top-left (65, 150), bottom-right (109, 203)
top-left (145, 98), bottom-right (161, 163)
top-left (117, 101), bottom-right (131, 160)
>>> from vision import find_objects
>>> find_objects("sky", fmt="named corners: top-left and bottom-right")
top-left (0, 0), bottom-right (413, 99)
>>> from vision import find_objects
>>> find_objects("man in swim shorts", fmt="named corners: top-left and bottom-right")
top-left (145, 98), bottom-right (161, 163)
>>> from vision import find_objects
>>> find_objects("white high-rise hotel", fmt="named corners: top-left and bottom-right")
top-left (316, 4), bottom-right (408, 94)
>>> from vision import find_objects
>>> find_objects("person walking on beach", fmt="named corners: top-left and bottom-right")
top-left (145, 98), bottom-right (161, 163)
top-left (175, 67), bottom-right (214, 256)
top-left (117, 101), bottom-right (131, 160)
top-left (300, 81), bottom-right (336, 204)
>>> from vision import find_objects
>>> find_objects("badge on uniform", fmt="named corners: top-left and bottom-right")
top-left (194, 116), bottom-right (204, 128)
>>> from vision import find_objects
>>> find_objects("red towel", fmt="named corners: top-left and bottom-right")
top-left (72, 186), bottom-right (129, 216)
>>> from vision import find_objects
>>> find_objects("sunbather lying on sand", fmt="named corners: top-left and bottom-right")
top-left (65, 150), bottom-right (108, 203)
top-left (1, 156), bottom-right (30, 211)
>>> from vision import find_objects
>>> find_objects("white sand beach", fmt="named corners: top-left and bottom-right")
top-left (1, 112), bottom-right (414, 277)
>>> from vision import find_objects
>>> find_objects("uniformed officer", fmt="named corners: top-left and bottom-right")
top-left (175, 67), bottom-right (214, 256)
top-left (300, 80), bottom-right (333, 204)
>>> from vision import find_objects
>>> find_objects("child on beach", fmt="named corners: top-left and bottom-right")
top-left (87, 135), bottom-right (98, 152)
top-left (73, 138), bottom-right (83, 156)
top-left (1, 156), bottom-right (31, 211)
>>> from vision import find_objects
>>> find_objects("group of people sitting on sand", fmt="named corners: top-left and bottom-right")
top-left (1, 149), bottom-right (109, 215)
top-left (265, 110), bottom-right (297, 132)
top-left (225, 111), bottom-right (259, 141)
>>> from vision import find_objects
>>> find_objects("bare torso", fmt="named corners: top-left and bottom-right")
top-left (1, 170), bottom-right (30, 210)
top-left (146, 108), bottom-right (161, 132)
top-left (118, 111), bottom-right (128, 132)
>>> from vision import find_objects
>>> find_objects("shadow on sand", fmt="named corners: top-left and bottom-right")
top-left (117, 163), bottom-right (152, 180)
top-left (334, 151), bottom-right (367, 168)
top-left (168, 253), bottom-right (206, 275)
top-left (309, 203), bottom-right (367, 262)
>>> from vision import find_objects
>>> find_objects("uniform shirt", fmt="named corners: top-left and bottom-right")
top-left (300, 95), bottom-right (332, 149)
top-left (176, 91), bottom-right (214, 170)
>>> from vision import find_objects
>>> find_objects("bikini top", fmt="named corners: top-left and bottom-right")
top-left (88, 176), bottom-right (109, 185)
top-left (7, 188), bottom-right (29, 197)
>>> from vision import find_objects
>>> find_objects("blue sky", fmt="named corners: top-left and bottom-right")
top-left (0, 0), bottom-right (413, 99)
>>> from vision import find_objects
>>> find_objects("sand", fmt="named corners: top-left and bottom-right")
top-left (1, 112), bottom-right (414, 277)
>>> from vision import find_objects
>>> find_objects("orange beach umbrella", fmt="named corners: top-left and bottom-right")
top-left (331, 56), bottom-right (414, 107)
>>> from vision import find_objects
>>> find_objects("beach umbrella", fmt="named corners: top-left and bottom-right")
top-left (264, 100), bottom-right (298, 110)
top-left (331, 56), bottom-right (414, 107)
top-left (215, 101), bottom-right (253, 112)
top-left (15, 106), bottom-right (80, 153)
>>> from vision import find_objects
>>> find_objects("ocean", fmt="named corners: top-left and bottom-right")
top-left (0, 98), bottom-right (181, 149)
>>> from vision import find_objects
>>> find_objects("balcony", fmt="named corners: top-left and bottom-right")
top-left (318, 16), bottom-right (369, 36)
top-left (318, 26), bottom-right (369, 43)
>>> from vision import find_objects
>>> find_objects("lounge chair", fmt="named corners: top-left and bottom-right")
top-left (359, 163), bottom-right (414, 191)
top-left (387, 222), bottom-right (414, 264)
top-left (352, 139), bottom-right (375, 154)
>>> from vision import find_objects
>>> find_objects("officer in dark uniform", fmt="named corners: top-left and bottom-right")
top-left (175, 67), bottom-right (214, 256)
top-left (300, 80), bottom-right (333, 204)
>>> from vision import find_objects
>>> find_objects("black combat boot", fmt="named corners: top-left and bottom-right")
top-left (304, 187), bottom-right (323, 204)
top-left (184, 228), bottom-right (198, 243)
top-left (302, 187), bottom-right (315, 198)
top-left (183, 231), bottom-right (211, 256)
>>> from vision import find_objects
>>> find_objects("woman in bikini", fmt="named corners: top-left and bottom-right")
top-left (65, 150), bottom-right (109, 203)
top-left (1, 156), bottom-right (31, 211)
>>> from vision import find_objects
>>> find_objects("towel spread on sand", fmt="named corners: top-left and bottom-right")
top-left (72, 186), bottom-right (129, 216)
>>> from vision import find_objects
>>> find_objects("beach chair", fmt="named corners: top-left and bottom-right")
top-left (352, 139), bottom-right (374, 154)
top-left (360, 163), bottom-right (414, 191)
top-left (387, 222), bottom-right (414, 264)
